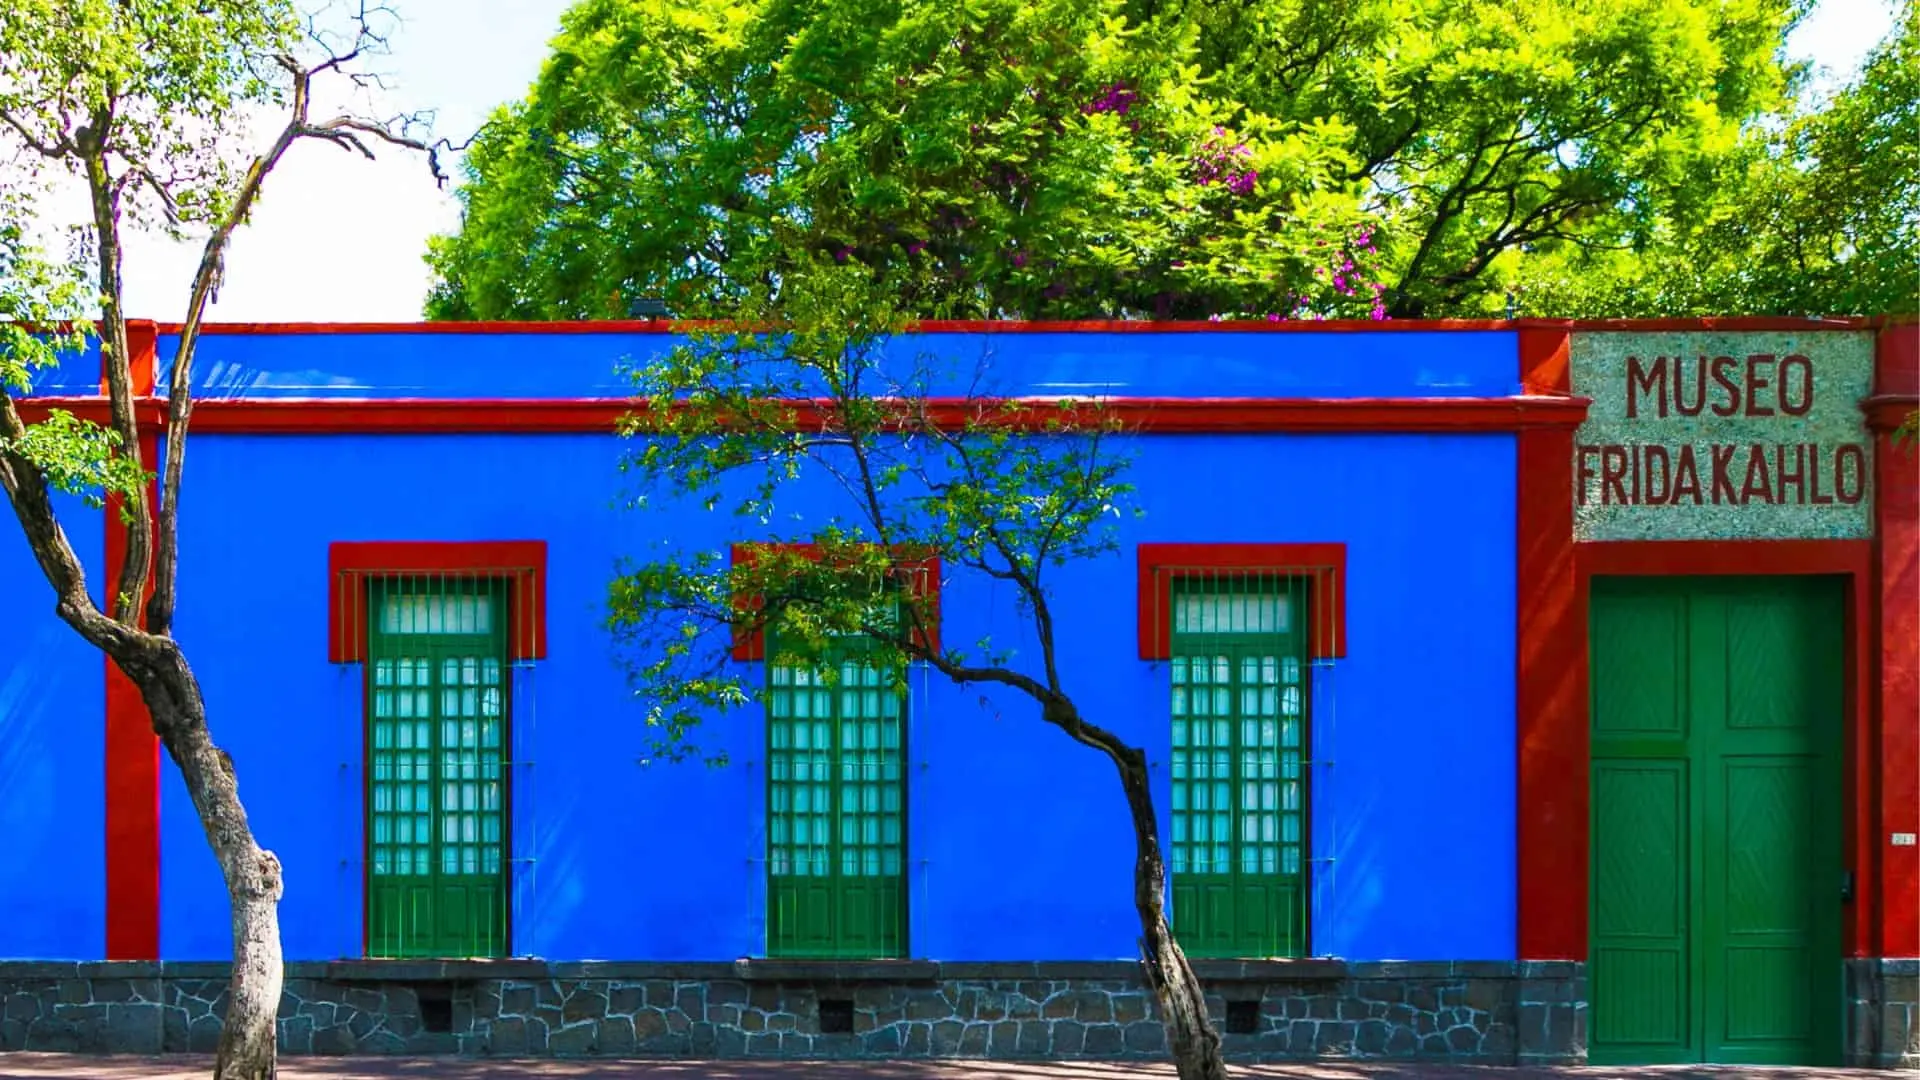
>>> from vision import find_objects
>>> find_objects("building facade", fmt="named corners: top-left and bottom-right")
top-left (0, 317), bottom-right (1912, 1067)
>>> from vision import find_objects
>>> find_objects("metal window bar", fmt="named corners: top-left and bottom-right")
top-left (1154, 565), bottom-right (1341, 958)
top-left (333, 568), bottom-right (538, 960)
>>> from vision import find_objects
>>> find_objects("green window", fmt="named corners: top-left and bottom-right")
top-left (766, 641), bottom-right (906, 958)
top-left (365, 578), bottom-right (509, 958)
top-left (1169, 577), bottom-right (1309, 957)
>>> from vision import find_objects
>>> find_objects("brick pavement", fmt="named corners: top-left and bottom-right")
top-left (0, 1055), bottom-right (1897, 1080)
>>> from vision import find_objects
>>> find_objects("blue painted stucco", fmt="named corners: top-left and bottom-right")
top-left (156, 329), bottom-right (1522, 401)
top-left (0, 493), bottom-right (106, 959)
top-left (158, 425), bottom-right (1515, 963)
top-left (3, 325), bottom-right (1524, 964)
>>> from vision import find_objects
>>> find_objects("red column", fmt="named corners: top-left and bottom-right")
top-left (1515, 322), bottom-right (1589, 960)
top-left (1872, 321), bottom-right (1918, 960)
top-left (104, 320), bottom-right (161, 960)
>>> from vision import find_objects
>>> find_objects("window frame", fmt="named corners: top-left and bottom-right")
top-left (1166, 572), bottom-right (1316, 959)
top-left (329, 540), bottom-right (547, 962)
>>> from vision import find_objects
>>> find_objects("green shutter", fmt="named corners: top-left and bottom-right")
top-left (366, 577), bottom-right (510, 958)
top-left (767, 644), bottom-right (906, 958)
top-left (1169, 577), bottom-right (1309, 957)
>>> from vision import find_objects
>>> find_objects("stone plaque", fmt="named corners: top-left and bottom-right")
top-left (1570, 330), bottom-right (1874, 541)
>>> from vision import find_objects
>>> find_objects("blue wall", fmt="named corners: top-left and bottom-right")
top-left (158, 329), bottom-right (1522, 401)
top-left (160, 426), bottom-right (1515, 963)
top-left (0, 494), bottom-right (106, 959)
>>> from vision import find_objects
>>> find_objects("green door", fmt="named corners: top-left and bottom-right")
top-left (1168, 577), bottom-right (1310, 958)
top-left (1589, 575), bottom-right (1844, 1066)
top-left (765, 648), bottom-right (907, 958)
top-left (365, 578), bottom-right (510, 958)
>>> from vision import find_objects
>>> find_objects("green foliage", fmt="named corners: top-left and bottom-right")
top-left (607, 259), bottom-right (1136, 763)
top-left (0, 0), bottom-right (301, 233)
top-left (0, 410), bottom-right (148, 511)
top-left (425, 0), bottom-right (1391, 321)
top-left (428, 0), bottom-right (1798, 319)
top-left (1163, 0), bottom-right (1805, 316)
top-left (0, 217), bottom-right (149, 509)
top-left (0, 0), bottom-right (303, 514)
top-left (0, 220), bottom-right (91, 393)
top-left (1516, 6), bottom-right (1918, 319)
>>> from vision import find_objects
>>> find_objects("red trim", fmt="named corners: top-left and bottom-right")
top-left (1875, 322), bottom-right (1919, 958)
top-left (1514, 326), bottom-right (1585, 961)
top-left (327, 542), bottom-right (548, 663)
top-left (102, 321), bottom-right (158, 396)
top-left (1134, 543), bottom-right (1347, 660)
top-left (1574, 540), bottom-right (1878, 958)
top-left (14, 398), bottom-right (168, 427)
top-left (15, 394), bottom-right (1590, 435)
top-left (1863, 395), bottom-right (1920, 432)
top-left (727, 543), bottom-right (942, 662)
top-left (152, 316), bottom-right (1880, 335)
top-left (1877, 321), bottom-right (1919, 398)
top-left (103, 429), bottom-right (161, 961)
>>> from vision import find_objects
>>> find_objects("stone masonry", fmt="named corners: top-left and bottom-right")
top-left (1846, 957), bottom-right (1920, 1069)
top-left (0, 959), bottom-right (1584, 1064)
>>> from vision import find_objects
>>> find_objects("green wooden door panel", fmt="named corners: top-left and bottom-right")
top-left (1590, 760), bottom-right (1691, 1056)
top-left (1591, 589), bottom-right (1689, 740)
top-left (1590, 576), bottom-right (1843, 1067)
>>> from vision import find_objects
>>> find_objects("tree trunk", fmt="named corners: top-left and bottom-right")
top-left (118, 640), bottom-right (284, 1080)
top-left (1112, 744), bottom-right (1228, 1080)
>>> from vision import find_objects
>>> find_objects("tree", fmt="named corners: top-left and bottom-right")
top-left (0, 4), bottom-right (450, 1076)
top-left (1514, 3), bottom-right (1919, 319)
top-left (423, 0), bottom-right (1797, 320)
top-left (1155, 0), bottom-right (1805, 317)
top-left (605, 260), bottom-right (1228, 1079)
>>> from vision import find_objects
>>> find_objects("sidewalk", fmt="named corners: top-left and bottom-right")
top-left (0, 1055), bottom-right (1894, 1079)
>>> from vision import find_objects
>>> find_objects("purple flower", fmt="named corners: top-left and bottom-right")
top-left (834, 246), bottom-right (853, 264)
top-left (906, 239), bottom-right (926, 255)
top-left (1266, 313), bottom-right (1281, 322)
top-left (1011, 251), bottom-right (1027, 268)
top-left (1084, 83), bottom-right (1138, 116)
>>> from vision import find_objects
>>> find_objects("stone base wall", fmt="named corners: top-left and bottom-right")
top-left (3, 958), bottom-right (1575, 1064)
top-left (1846, 957), bottom-right (1920, 1068)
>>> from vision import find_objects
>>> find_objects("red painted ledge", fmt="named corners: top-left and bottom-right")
top-left (16, 394), bottom-right (1592, 435)
top-left (1862, 394), bottom-right (1920, 432)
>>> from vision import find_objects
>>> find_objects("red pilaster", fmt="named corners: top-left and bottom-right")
top-left (1873, 320), bottom-right (1919, 959)
top-left (1515, 322), bottom-right (1588, 960)
top-left (104, 321), bottom-right (161, 960)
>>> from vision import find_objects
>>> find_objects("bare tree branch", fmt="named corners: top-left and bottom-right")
top-left (0, 109), bottom-right (73, 158)
top-left (146, 34), bottom-right (460, 635)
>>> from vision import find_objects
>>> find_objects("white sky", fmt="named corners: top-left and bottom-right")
top-left (81, 0), bottom-right (1905, 323)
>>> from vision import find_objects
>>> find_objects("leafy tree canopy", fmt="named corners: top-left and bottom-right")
top-left (425, 0), bottom-right (1799, 320)
top-left (1517, 4), bottom-right (1918, 319)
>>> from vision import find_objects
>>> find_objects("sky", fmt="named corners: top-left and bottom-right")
top-left (76, 0), bottom-right (1907, 323)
